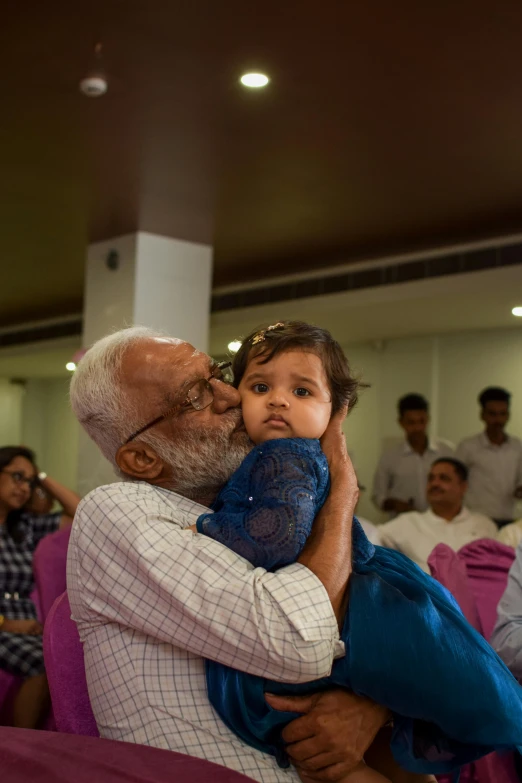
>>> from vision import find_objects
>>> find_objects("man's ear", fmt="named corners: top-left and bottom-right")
top-left (116, 441), bottom-right (164, 481)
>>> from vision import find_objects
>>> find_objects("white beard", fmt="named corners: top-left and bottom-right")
top-left (143, 411), bottom-right (252, 501)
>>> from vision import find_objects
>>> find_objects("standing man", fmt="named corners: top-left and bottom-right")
top-left (457, 387), bottom-right (522, 527)
top-left (372, 394), bottom-right (454, 517)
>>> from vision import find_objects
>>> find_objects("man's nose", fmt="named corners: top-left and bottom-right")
top-left (210, 380), bottom-right (241, 413)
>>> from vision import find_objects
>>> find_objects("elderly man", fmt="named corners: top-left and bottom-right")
top-left (67, 326), bottom-right (389, 783)
top-left (379, 458), bottom-right (497, 573)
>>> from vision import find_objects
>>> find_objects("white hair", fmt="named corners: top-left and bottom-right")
top-left (69, 326), bottom-right (167, 469)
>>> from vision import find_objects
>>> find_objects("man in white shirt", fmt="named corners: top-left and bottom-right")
top-left (456, 387), bottom-right (522, 527)
top-left (498, 519), bottom-right (522, 550)
top-left (67, 327), bottom-right (389, 783)
top-left (372, 394), bottom-right (454, 517)
top-left (379, 458), bottom-right (497, 573)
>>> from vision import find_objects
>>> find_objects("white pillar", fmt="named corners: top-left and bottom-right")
top-left (77, 232), bottom-right (213, 495)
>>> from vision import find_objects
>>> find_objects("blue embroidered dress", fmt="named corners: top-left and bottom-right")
top-left (197, 438), bottom-right (522, 776)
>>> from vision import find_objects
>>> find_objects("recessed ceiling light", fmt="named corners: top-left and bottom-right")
top-left (66, 362), bottom-right (77, 372)
top-left (228, 340), bottom-right (242, 354)
top-left (240, 73), bottom-right (269, 88)
top-left (512, 307), bottom-right (522, 317)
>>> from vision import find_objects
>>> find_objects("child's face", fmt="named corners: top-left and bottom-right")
top-left (238, 350), bottom-right (332, 444)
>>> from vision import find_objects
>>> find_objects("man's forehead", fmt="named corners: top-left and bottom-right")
top-left (431, 463), bottom-right (456, 477)
top-left (123, 338), bottom-right (209, 382)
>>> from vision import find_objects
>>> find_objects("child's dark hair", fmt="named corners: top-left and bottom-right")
top-left (232, 321), bottom-right (362, 414)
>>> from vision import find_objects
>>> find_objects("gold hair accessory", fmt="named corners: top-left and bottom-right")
top-left (251, 322), bottom-right (285, 345)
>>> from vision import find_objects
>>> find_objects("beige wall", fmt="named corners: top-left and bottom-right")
top-left (0, 379), bottom-right (24, 445)
top-left (21, 378), bottom-right (80, 492)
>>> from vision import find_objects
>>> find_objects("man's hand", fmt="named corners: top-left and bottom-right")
top-left (2, 619), bottom-right (43, 635)
top-left (320, 406), bottom-right (353, 485)
top-left (265, 690), bottom-right (390, 781)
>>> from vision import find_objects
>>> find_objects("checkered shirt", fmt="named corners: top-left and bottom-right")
top-left (0, 512), bottom-right (60, 676)
top-left (67, 481), bottom-right (344, 782)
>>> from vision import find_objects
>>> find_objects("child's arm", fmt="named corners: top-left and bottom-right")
top-left (197, 449), bottom-right (323, 570)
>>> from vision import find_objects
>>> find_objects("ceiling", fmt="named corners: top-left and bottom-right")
top-left (4, 1), bottom-right (522, 326)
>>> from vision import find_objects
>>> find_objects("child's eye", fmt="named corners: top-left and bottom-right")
top-left (252, 383), bottom-right (269, 393)
top-left (294, 387), bottom-right (311, 397)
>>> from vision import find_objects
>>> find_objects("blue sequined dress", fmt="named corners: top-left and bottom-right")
top-left (197, 438), bottom-right (522, 776)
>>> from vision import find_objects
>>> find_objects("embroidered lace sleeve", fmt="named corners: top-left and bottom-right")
top-left (197, 447), bottom-right (324, 570)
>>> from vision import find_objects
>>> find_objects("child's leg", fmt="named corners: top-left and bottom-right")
top-left (298, 761), bottom-right (391, 783)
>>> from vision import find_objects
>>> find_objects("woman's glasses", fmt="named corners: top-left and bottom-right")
top-left (1, 470), bottom-right (37, 490)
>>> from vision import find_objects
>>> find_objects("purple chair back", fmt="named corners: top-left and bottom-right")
top-left (456, 538), bottom-right (516, 641)
top-left (43, 591), bottom-right (98, 737)
top-left (33, 527), bottom-right (71, 623)
top-left (428, 540), bottom-right (519, 783)
top-left (427, 543), bottom-right (483, 632)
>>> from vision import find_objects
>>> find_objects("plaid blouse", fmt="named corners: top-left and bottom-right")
top-left (0, 512), bottom-right (61, 620)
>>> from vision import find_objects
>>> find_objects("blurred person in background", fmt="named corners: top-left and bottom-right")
top-left (491, 542), bottom-right (522, 683)
top-left (372, 394), bottom-right (454, 518)
top-left (498, 519), bottom-right (522, 549)
top-left (0, 446), bottom-right (80, 728)
top-left (379, 458), bottom-right (497, 573)
top-left (457, 387), bottom-right (522, 527)
top-left (24, 470), bottom-right (79, 526)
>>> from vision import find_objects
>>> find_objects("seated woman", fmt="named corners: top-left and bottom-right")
top-left (0, 445), bottom-right (80, 728)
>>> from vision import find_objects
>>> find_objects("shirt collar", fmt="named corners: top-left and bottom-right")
top-left (403, 439), bottom-right (437, 455)
top-left (479, 431), bottom-right (510, 448)
top-left (429, 505), bottom-right (469, 524)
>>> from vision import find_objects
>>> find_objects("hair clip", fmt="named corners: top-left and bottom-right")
top-left (251, 322), bottom-right (285, 345)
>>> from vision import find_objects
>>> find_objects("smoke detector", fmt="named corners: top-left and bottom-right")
top-left (79, 43), bottom-right (108, 98)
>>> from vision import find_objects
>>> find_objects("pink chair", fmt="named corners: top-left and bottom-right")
top-left (33, 526), bottom-right (71, 623)
top-left (0, 726), bottom-right (257, 783)
top-left (0, 672), bottom-right (22, 725)
top-left (43, 591), bottom-right (98, 737)
top-left (428, 539), bottom-right (520, 783)
top-left (457, 538), bottom-right (515, 641)
top-left (427, 543), bottom-right (482, 633)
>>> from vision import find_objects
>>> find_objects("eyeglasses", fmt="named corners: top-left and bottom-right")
top-left (122, 361), bottom-right (234, 446)
top-left (1, 471), bottom-right (37, 490)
